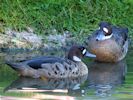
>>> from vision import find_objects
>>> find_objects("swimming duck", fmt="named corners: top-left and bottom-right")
top-left (85, 22), bottom-right (128, 62)
top-left (6, 46), bottom-right (96, 78)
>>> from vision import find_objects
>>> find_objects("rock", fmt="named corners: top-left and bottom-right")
top-left (0, 28), bottom-right (79, 50)
top-left (0, 34), bottom-right (11, 48)
top-left (15, 31), bottom-right (42, 48)
top-left (3, 28), bottom-right (43, 48)
top-left (47, 34), bottom-right (66, 46)
top-left (46, 30), bottom-right (77, 48)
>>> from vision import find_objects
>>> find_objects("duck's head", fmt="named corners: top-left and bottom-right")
top-left (96, 22), bottom-right (113, 41)
top-left (68, 46), bottom-right (96, 62)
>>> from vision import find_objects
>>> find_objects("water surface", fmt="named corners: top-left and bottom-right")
top-left (0, 48), bottom-right (133, 100)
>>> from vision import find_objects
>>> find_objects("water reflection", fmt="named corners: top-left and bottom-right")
top-left (3, 60), bottom-right (127, 99)
top-left (88, 60), bottom-right (127, 97)
top-left (4, 74), bottom-right (87, 94)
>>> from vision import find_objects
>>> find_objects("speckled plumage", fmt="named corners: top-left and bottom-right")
top-left (6, 46), bottom-right (95, 78)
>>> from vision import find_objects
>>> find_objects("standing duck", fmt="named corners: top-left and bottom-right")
top-left (85, 22), bottom-right (128, 62)
top-left (6, 46), bottom-right (96, 78)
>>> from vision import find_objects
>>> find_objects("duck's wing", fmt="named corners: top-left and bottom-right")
top-left (25, 56), bottom-right (65, 69)
top-left (112, 26), bottom-right (128, 47)
top-left (5, 56), bottom-right (65, 71)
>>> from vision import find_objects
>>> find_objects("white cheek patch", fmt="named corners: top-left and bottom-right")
top-left (96, 33), bottom-right (113, 41)
top-left (103, 33), bottom-right (113, 40)
top-left (103, 27), bottom-right (108, 33)
top-left (82, 49), bottom-right (86, 55)
top-left (73, 56), bottom-right (81, 62)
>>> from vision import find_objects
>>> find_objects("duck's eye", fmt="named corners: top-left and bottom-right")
top-left (78, 47), bottom-right (87, 55)
top-left (103, 27), bottom-right (108, 33)
top-left (82, 49), bottom-right (86, 55)
top-left (79, 46), bottom-right (85, 51)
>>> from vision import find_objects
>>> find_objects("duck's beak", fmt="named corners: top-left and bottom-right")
top-left (96, 31), bottom-right (113, 41)
top-left (96, 31), bottom-right (105, 41)
top-left (85, 51), bottom-right (96, 58)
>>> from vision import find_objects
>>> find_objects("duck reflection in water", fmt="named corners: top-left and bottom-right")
top-left (4, 74), bottom-right (88, 96)
top-left (87, 60), bottom-right (127, 97)
top-left (4, 60), bottom-right (127, 98)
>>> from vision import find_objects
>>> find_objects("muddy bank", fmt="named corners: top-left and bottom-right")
top-left (0, 28), bottom-right (82, 62)
top-left (0, 28), bottom-right (80, 50)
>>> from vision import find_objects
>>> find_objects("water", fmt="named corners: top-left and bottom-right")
top-left (0, 48), bottom-right (133, 100)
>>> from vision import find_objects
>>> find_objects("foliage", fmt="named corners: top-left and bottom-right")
top-left (0, 0), bottom-right (133, 36)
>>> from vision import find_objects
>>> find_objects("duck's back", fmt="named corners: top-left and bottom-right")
top-left (112, 26), bottom-right (128, 48)
top-left (25, 56), bottom-right (65, 69)
top-left (6, 56), bottom-right (88, 78)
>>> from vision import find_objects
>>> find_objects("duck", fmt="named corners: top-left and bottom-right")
top-left (5, 46), bottom-right (96, 78)
top-left (85, 21), bottom-right (128, 62)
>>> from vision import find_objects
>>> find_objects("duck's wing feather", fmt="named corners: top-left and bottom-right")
top-left (112, 26), bottom-right (128, 47)
top-left (25, 56), bottom-right (65, 69)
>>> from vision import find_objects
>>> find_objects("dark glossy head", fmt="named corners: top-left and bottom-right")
top-left (96, 22), bottom-right (113, 41)
top-left (68, 46), bottom-right (96, 62)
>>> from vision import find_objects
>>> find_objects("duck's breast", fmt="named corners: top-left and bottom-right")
top-left (87, 37), bottom-right (122, 62)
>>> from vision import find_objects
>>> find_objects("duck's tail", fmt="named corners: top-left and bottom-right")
top-left (5, 61), bottom-right (24, 71)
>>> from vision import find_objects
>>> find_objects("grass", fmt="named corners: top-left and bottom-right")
top-left (0, 0), bottom-right (133, 37)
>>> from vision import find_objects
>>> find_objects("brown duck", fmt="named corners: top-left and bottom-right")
top-left (86, 22), bottom-right (128, 62)
top-left (6, 46), bottom-right (96, 78)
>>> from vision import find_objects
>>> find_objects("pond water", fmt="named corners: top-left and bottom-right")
top-left (0, 48), bottom-right (133, 100)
